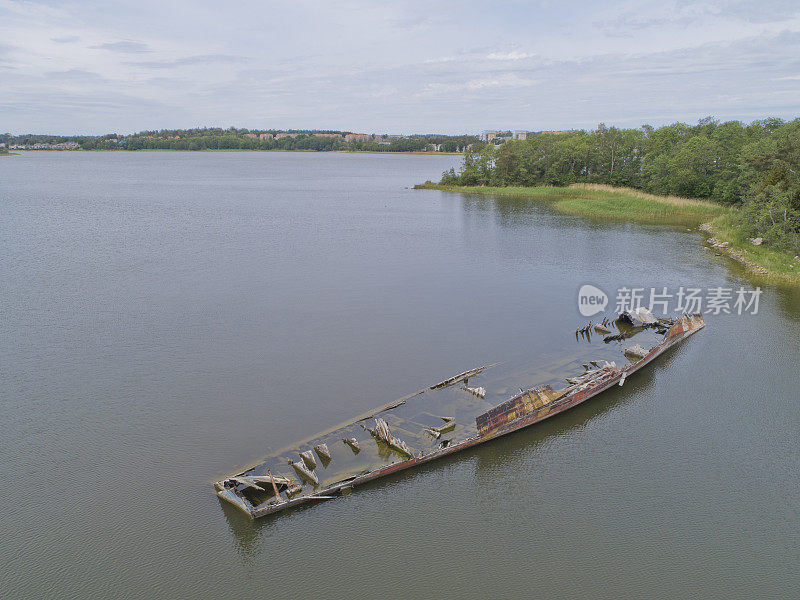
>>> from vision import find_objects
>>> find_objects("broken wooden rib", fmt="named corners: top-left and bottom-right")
top-left (367, 417), bottom-right (413, 458)
top-left (289, 459), bottom-right (318, 486)
top-left (342, 437), bottom-right (360, 453)
top-left (299, 450), bottom-right (317, 470)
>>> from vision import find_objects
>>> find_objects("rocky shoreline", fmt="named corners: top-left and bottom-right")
top-left (699, 222), bottom-right (770, 275)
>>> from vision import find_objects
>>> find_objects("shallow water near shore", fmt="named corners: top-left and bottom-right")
top-left (2, 152), bottom-right (799, 599)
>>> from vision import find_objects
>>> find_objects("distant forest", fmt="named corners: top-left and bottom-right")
top-left (0, 128), bottom-right (478, 153)
top-left (440, 118), bottom-right (800, 254)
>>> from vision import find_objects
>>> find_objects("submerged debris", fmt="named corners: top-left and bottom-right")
top-left (228, 475), bottom-right (289, 492)
top-left (289, 459), bottom-right (319, 486)
top-left (285, 483), bottom-right (303, 498)
top-left (603, 330), bottom-right (637, 343)
top-left (366, 417), bottom-right (413, 458)
top-left (314, 443), bottom-right (332, 467)
top-left (430, 366), bottom-right (490, 389)
top-left (314, 443), bottom-right (331, 460)
top-left (576, 321), bottom-right (595, 339)
top-left (464, 386), bottom-right (487, 398)
top-left (424, 417), bottom-right (456, 439)
top-left (342, 437), bottom-right (361, 453)
top-left (594, 323), bottom-right (612, 334)
top-left (299, 450), bottom-right (317, 470)
top-left (619, 307), bottom-right (658, 327)
top-left (624, 344), bottom-right (649, 359)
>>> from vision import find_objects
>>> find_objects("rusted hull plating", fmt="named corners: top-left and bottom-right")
top-left (216, 313), bottom-right (705, 519)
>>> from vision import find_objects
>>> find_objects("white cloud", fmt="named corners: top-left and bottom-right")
top-left (91, 40), bottom-right (151, 53)
top-left (486, 50), bottom-right (537, 61)
top-left (419, 73), bottom-right (538, 95)
top-left (126, 54), bottom-right (248, 69)
top-left (424, 56), bottom-right (457, 64)
top-left (0, 1), bottom-right (799, 134)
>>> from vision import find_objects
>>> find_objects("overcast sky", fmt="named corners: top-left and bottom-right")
top-left (2, 0), bottom-right (800, 135)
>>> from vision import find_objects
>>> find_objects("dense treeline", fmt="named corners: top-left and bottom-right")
top-left (440, 118), bottom-right (800, 254)
top-left (349, 134), bottom-right (476, 153)
top-left (0, 129), bottom-right (477, 153)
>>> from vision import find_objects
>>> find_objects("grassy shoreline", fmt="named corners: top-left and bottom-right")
top-left (702, 215), bottom-right (800, 282)
top-left (414, 181), bottom-right (800, 283)
top-left (414, 182), bottom-right (726, 224)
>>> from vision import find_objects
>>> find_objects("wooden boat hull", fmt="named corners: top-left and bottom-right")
top-left (223, 313), bottom-right (705, 519)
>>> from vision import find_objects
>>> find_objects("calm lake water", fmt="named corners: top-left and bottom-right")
top-left (2, 151), bottom-right (798, 599)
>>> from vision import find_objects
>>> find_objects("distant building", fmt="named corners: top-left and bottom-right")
top-left (482, 130), bottom-right (528, 142)
top-left (17, 141), bottom-right (80, 150)
top-left (259, 133), bottom-right (273, 140)
top-left (245, 133), bottom-right (258, 138)
top-left (344, 133), bottom-right (374, 142)
top-left (311, 133), bottom-right (341, 138)
top-left (275, 132), bottom-right (301, 139)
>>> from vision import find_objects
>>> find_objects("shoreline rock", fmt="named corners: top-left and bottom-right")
top-left (699, 222), bottom-right (769, 275)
